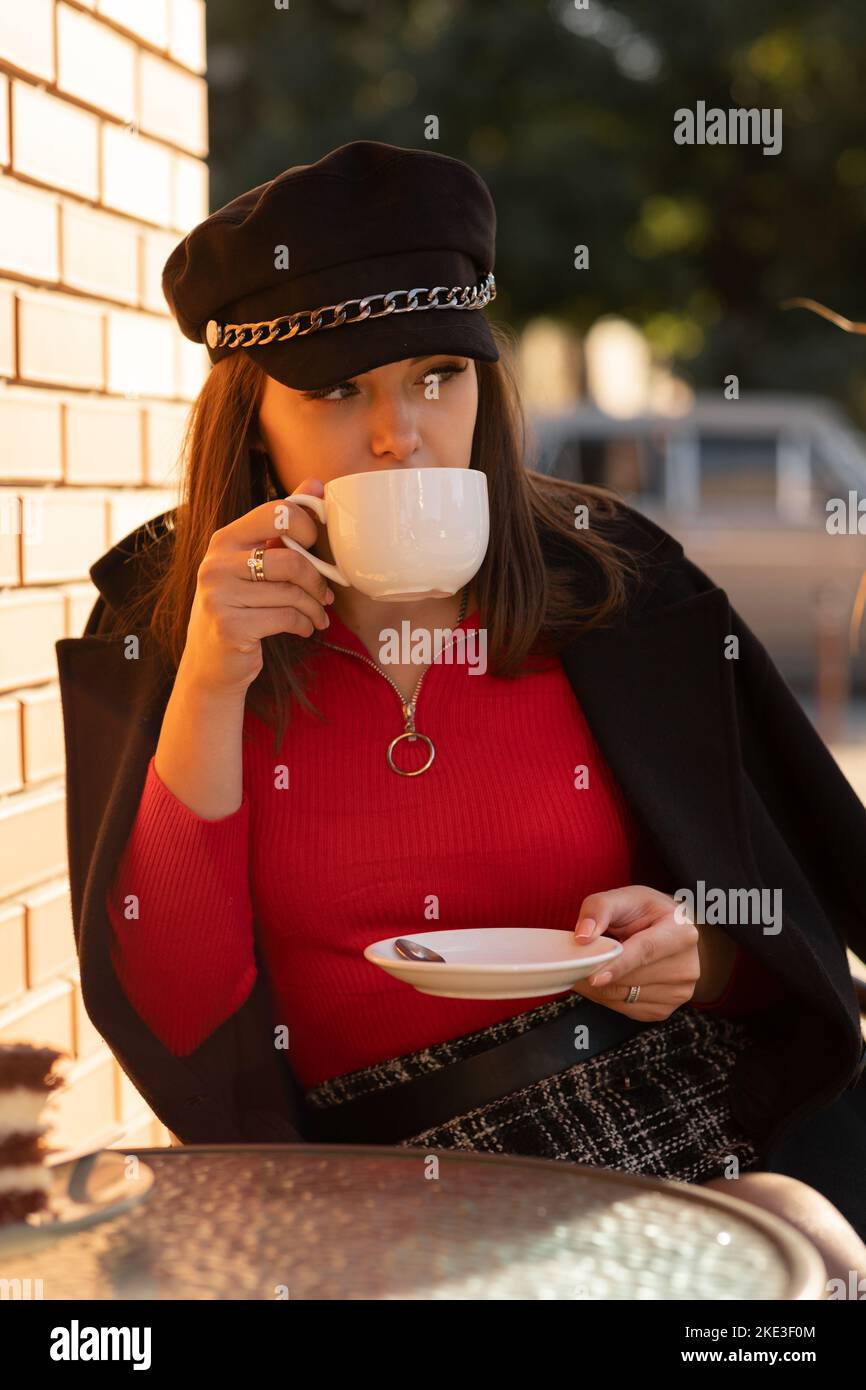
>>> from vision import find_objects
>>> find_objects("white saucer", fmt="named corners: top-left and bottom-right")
top-left (0, 1148), bottom-right (154, 1255)
top-left (363, 928), bottom-right (623, 1000)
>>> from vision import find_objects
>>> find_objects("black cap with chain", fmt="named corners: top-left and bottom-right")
top-left (161, 139), bottom-right (500, 392)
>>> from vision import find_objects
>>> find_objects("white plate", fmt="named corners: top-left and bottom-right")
top-left (0, 1148), bottom-right (154, 1255)
top-left (363, 928), bottom-right (623, 1000)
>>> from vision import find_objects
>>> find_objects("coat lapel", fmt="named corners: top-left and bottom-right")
top-left (559, 583), bottom-right (756, 899)
top-left (558, 578), bottom-right (852, 1041)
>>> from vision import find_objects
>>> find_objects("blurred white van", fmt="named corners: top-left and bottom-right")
top-left (528, 392), bottom-right (866, 692)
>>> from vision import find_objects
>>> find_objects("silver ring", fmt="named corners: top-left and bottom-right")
top-left (625, 985), bottom-right (641, 1004)
top-left (247, 546), bottom-right (266, 581)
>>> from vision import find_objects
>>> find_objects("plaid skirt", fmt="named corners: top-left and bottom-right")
top-left (304, 994), bottom-right (764, 1186)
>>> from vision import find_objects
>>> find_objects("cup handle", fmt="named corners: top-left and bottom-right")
top-left (278, 493), bottom-right (351, 587)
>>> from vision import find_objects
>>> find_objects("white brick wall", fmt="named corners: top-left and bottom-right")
top-left (0, 0), bottom-right (208, 1153)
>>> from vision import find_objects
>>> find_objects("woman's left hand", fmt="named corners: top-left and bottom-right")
top-left (571, 885), bottom-right (701, 1022)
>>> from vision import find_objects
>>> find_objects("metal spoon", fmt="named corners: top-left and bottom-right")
top-left (394, 937), bottom-right (446, 963)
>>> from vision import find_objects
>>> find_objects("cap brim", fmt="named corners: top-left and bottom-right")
top-left (239, 306), bottom-right (499, 391)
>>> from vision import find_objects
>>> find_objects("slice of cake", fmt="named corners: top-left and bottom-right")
top-left (0, 1042), bottom-right (69, 1226)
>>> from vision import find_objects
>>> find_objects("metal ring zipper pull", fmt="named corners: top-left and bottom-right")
top-left (315, 583), bottom-right (469, 776)
top-left (387, 701), bottom-right (435, 777)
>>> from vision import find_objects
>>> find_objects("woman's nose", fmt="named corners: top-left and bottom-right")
top-left (368, 408), bottom-right (423, 461)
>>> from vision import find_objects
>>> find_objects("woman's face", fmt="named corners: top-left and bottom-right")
top-left (257, 353), bottom-right (479, 494)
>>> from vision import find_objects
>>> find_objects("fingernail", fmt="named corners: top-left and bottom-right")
top-left (325, 589), bottom-right (335, 604)
top-left (576, 918), bottom-right (596, 941)
top-left (590, 971), bottom-right (612, 987)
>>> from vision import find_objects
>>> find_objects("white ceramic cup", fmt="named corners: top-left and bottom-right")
top-left (279, 467), bottom-right (490, 600)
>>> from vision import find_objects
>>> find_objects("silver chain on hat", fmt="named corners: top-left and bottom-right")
top-left (205, 271), bottom-right (496, 350)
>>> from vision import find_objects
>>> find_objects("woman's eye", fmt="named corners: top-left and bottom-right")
top-left (305, 382), bottom-right (353, 402)
top-left (303, 362), bottom-right (466, 403)
top-left (423, 363), bottom-right (466, 386)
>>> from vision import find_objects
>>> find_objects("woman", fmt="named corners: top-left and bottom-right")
top-left (59, 140), bottom-right (866, 1280)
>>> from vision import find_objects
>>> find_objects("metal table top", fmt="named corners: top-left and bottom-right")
top-left (1, 1143), bottom-right (826, 1300)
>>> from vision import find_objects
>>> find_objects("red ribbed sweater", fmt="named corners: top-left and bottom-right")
top-left (106, 606), bottom-right (787, 1091)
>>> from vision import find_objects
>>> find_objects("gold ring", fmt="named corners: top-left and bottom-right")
top-left (387, 732), bottom-right (435, 776)
top-left (247, 546), bottom-right (266, 581)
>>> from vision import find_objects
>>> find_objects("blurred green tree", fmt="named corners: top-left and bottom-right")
top-left (205, 0), bottom-right (866, 425)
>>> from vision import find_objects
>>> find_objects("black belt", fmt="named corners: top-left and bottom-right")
top-left (304, 998), bottom-right (651, 1145)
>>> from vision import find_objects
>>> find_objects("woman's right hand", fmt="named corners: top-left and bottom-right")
top-left (179, 478), bottom-right (336, 696)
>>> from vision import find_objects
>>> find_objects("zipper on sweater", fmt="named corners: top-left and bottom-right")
top-left (314, 637), bottom-right (426, 741)
top-left (312, 621), bottom-right (469, 742)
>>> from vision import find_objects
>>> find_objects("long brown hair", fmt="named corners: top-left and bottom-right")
top-left (119, 322), bottom-right (643, 751)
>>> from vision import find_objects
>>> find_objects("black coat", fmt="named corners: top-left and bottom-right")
top-left (55, 504), bottom-right (866, 1213)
